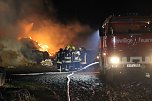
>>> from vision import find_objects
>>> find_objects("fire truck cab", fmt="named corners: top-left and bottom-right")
top-left (99, 15), bottom-right (152, 82)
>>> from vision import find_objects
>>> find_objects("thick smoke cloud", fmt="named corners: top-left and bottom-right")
top-left (0, 0), bottom-right (94, 67)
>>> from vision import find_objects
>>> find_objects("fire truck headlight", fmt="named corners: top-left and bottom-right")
top-left (110, 56), bottom-right (120, 64)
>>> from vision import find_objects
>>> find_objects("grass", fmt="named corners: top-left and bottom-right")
top-left (2, 81), bottom-right (60, 101)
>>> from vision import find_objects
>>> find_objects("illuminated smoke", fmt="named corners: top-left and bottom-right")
top-left (0, 0), bottom-right (94, 67)
top-left (19, 20), bottom-right (93, 53)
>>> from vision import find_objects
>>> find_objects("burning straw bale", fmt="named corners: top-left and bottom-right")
top-left (1, 50), bottom-right (18, 67)
top-left (0, 43), bottom-right (4, 51)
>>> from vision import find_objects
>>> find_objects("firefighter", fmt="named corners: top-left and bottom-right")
top-left (71, 46), bottom-right (76, 70)
top-left (71, 46), bottom-right (76, 63)
top-left (63, 46), bottom-right (72, 71)
top-left (56, 48), bottom-right (64, 71)
top-left (79, 47), bottom-right (87, 67)
top-left (73, 49), bottom-right (81, 69)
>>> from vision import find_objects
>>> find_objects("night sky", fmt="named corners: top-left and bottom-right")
top-left (51, 1), bottom-right (152, 29)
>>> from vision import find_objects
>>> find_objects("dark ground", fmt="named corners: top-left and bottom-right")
top-left (1, 65), bottom-right (152, 101)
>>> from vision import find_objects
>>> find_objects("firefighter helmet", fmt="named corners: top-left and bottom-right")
top-left (59, 48), bottom-right (63, 52)
top-left (72, 46), bottom-right (76, 50)
top-left (65, 45), bottom-right (71, 50)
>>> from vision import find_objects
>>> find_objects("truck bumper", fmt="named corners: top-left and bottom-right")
top-left (105, 67), bottom-right (152, 82)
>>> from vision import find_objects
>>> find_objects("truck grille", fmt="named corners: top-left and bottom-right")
top-left (121, 57), bottom-right (151, 63)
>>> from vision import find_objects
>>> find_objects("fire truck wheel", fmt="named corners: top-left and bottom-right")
top-left (100, 57), bottom-right (106, 72)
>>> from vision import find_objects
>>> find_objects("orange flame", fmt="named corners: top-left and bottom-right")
top-left (28, 36), bottom-right (51, 54)
top-left (18, 18), bottom-right (92, 54)
top-left (18, 35), bottom-right (52, 56)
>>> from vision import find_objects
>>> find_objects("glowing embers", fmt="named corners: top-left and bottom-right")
top-left (38, 43), bottom-right (49, 52)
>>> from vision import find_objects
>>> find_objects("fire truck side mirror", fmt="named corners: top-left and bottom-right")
top-left (99, 27), bottom-right (103, 36)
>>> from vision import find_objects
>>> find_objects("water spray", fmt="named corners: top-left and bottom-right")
top-left (66, 62), bottom-right (99, 101)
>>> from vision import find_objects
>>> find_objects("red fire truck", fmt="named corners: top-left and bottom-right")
top-left (99, 15), bottom-right (152, 82)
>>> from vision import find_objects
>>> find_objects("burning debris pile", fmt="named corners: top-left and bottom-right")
top-left (0, 37), bottom-right (51, 67)
top-left (20, 37), bottom-right (50, 64)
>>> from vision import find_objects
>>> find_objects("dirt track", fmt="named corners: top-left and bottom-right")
top-left (5, 71), bottom-right (152, 101)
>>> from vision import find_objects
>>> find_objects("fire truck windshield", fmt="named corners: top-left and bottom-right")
top-left (110, 22), bottom-right (152, 34)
